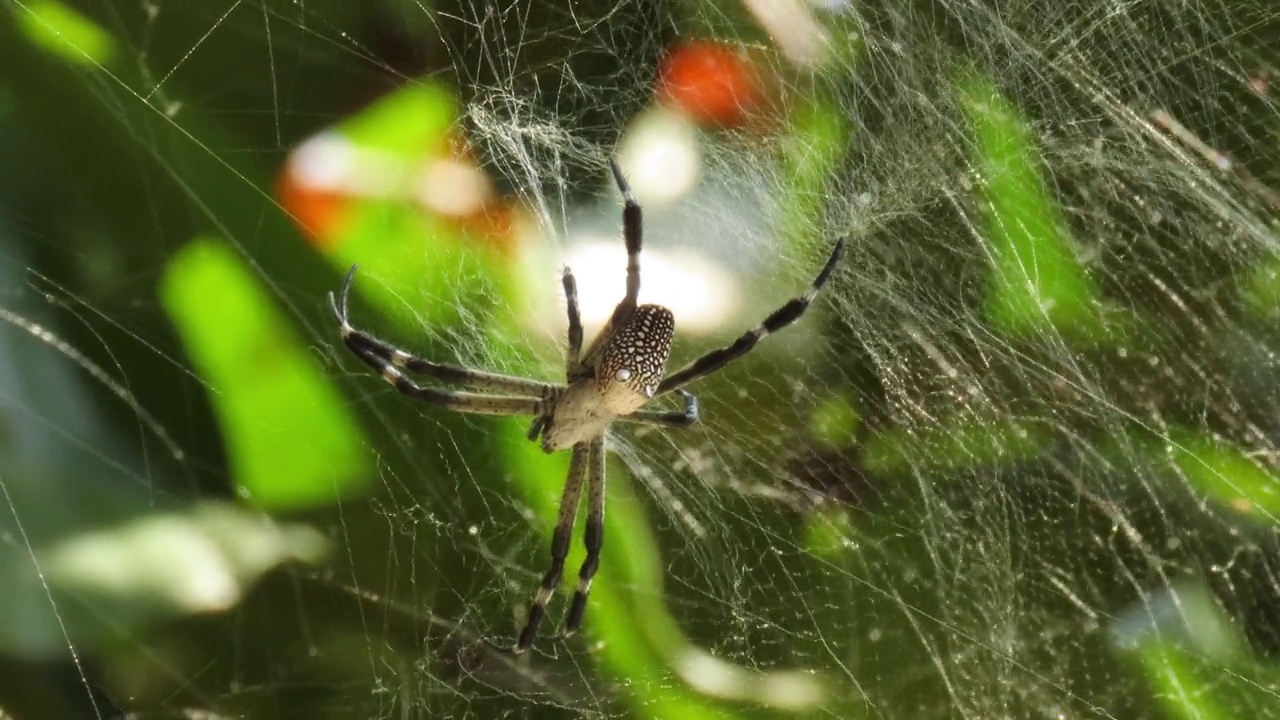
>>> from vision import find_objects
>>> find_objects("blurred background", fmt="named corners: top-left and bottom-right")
top-left (2, 1), bottom-right (1280, 718)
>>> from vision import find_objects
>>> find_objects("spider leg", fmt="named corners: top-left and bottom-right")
top-left (348, 346), bottom-right (542, 415)
top-left (526, 415), bottom-right (549, 442)
top-left (577, 160), bottom-right (647, 369)
top-left (331, 265), bottom-right (552, 395)
top-left (610, 159), bottom-right (642, 322)
top-left (512, 442), bottom-right (591, 654)
top-left (562, 266), bottom-right (585, 380)
top-left (620, 391), bottom-right (699, 428)
top-left (656, 238), bottom-right (846, 396)
top-left (563, 434), bottom-right (606, 638)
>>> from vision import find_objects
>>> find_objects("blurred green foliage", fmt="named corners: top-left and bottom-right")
top-left (160, 238), bottom-right (371, 510)
top-left (16, 0), bottom-right (113, 65)
top-left (960, 73), bottom-right (1105, 341)
top-left (2, 1), bottom-right (1280, 719)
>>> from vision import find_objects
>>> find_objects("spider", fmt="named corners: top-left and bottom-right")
top-left (329, 160), bottom-right (845, 654)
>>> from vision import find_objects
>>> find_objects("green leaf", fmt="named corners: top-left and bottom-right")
top-left (340, 82), bottom-right (457, 156)
top-left (1114, 583), bottom-right (1280, 720)
top-left (862, 417), bottom-right (1052, 476)
top-left (161, 237), bottom-right (372, 510)
top-left (16, 0), bottom-right (114, 66)
top-left (1165, 430), bottom-right (1280, 522)
top-left (809, 394), bottom-right (860, 450)
top-left (313, 82), bottom-right (504, 330)
top-left (1239, 253), bottom-right (1280, 323)
top-left (960, 74), bottom-right (1103, 340)
top-left (778, 93), bottom-right (850, 254)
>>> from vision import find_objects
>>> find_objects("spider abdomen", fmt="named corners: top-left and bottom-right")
top-left (596, 304), bottom-right (674, 410)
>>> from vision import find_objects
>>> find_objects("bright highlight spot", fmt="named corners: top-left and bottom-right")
top-left (558, 237), bottom-right (738, 336)
top-left (413, 155), bottom-right (494, 219)
top-left (742, 0), bottom-right (830, 68)
top-left (289, 132), bottom-right (407, 198)
top-left (615, 107), bottom-right (702, 206)
top-left (675, 648), bottom-right (826, 710)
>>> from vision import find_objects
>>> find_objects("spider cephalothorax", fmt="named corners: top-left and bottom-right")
top-left (331, 159), bottom-right (844, 653)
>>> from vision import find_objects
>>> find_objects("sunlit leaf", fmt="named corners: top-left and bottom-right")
top-left (960, 74), bottom-right (1103, 340)
top-left (1239, 254), bottom-right (1280, 323)
top-left (1166, 430), bottom-right (1280, 521)
top-left (278, 82), bottom-right (506, 329)
top-left (15, 0), bottom-right (114, 65)
top-left (803, 509), bottom-right (854, 558)
top-left (340, 83), bottom-right (457, 156)
top-left (779, 93), bottom-right (849, 254)
top-left (160, 237), bottom-right (371, 510)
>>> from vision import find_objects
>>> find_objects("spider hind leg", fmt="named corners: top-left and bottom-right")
top-left (512, 442), bottom-right (591, 654)
top-left (563, 435), bottom-right (606, 638)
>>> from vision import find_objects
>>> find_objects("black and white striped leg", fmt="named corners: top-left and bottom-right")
top-left (609, 159), bottom-right (642, 321)
top-left (562, 267), bottom-right (584, 380)
top-left (513, 442), bottom-right (591, 654)
top-left (564, 435), bottom-right (606, 637)
top-left (621, 391), bottom-right (699, 428)
top-left (656, 238), bottom-right (846, 395)
top-left (331, 265), bottom-right (551, 395)
top-left (348, 346), bottom-right (542, 415)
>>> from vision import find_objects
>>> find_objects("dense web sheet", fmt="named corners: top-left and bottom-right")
top-left (2, 1), bottom-right (1280, 718)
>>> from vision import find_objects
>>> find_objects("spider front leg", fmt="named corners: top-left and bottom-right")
top-left (609, 159), bottom-right (642, 323)
top-left (656, 238), bottom-right (846, 395)
top-left (562, 267), bottom-right (585, 380)
top-left (345, 346), bottom-right (544, 415)
top-left (330, 267), bottom-right (548, 415)
top-left (331, 265), bottom-right (552, 395)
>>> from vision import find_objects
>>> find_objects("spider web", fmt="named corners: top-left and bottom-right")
top-left (2, 1), bottom-right (1280, 718)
